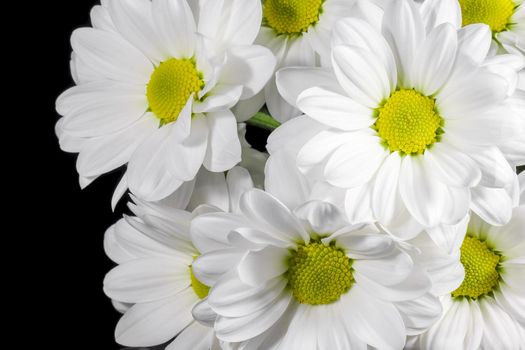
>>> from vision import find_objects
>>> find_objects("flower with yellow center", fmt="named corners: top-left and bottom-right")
top-left (273, 0), bottom-right (521, 232)
top-left (413, 204), bottom-right (525, 349)
top-left (192, 190), bottom-right (434, 349)
top-left (56, 0), bottom-right (275, 202)
top-left (246, 0), bottom-right (358, 123)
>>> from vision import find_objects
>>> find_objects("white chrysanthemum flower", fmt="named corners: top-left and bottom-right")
top-left (191, 187), bottom-right (439, 349)
top-left (55, 0), bottom-right (275, 201)
top-left (273, 0), bottom-right (523, 233)
top-left (410, 188), bottom-right (525, 349)
top-left (103, 166), bottom-right (256, 348)
top-left (236, 0), bottom-right (379, 123)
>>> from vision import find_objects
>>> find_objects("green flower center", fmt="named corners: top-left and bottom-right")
top-left (263, 0), bottom-right (324, 35)
top-left (452, 236), bottom-right (501, 299)
top-left (189, 265), bottom-right (210, 299)
top-left (374, 89), bottom-right (444, 155)
top-left (459, 0), bottom-right (515, 33)
top-left (147, 58), bottom-right (204, 124)
top-left (287, 242), bottom-right (354, 305)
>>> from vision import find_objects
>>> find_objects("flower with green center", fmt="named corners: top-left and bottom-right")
top-left (147, 58), bottom-right (204, 124)
top-left (263, 0), bottom-right (324, 35)
top-left (374, 89), bottom-right (444, 155)
top-left (459, 0), bottom-right (515, 33)
top-left (196, 191), bottom-right (429, 348)
top-left (287, 242), bottom-right (354, 305)
top-left (451, 236), bottom-right (501, 299)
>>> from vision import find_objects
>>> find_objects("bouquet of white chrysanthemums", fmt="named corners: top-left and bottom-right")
top-left (56, 0), bottom-right (525, 348)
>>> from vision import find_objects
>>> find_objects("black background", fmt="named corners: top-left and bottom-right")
top-left (27, 0), bottom-right (523, 348)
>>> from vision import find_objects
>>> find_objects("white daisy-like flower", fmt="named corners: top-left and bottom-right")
top-left (273, 0), bottom-right (523, 233)
top-left (191, 187), bottom-right (439, 349)
top-left (55, 0), bottom-right (275, 201)
top-left (103, 166), bottom-right (256, 348)
top-left (410, 186), bottom-right (525, 349)
top-left (236, 0), bottom-right (378, 123)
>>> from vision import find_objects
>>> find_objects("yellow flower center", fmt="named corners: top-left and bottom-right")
top-left (452, 236), bottom-right (501, 299)
top-left (189, 265), bottom-right (210, 299)
top-left (147, 58), bottom-right (204, 124)
top-left (459, 0), bottom-right (515, 33)
top-left (374, 89), bottom-right (444, 155)
top-left (263, 0), bottom-right (324, 35)
top-left (287, 242), bottom-right (354, 305)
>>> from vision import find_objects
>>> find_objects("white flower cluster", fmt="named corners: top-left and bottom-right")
top-left (56, 0), bottom-right (525, 349)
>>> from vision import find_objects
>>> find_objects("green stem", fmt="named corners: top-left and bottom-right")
top-left (246, 112), bottom-right (281, 131)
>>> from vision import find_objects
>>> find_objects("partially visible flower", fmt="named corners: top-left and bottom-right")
top-left (103, 166), bottom-right (256, 348)
top-left (56, 0), bottom-right (275, 202)
top-left (410, 198), bottom-right (525, 349)
top-left (236, 0), bottom-right (380, 123)
top-left (272, 0), bottom-right (522, 238)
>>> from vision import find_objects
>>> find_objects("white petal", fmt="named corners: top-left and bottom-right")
top-left (419, 0), bottom-right (462, 32)
top-left (471, 186), bottom-right (513, 226)
top-left (220, 45), bottom-right (276, 99)
top-left (115, 288), bottom-right (196, 347)
top-left (203, 110), bottom-right (242, 172)
top-left (469, 146), bottom-right (516, 188)
top-left (193, 84), bottom-right (243, 113)
top-left (265, 150), bottom-right (312, 210)
top-left (198, 0), bottom-right (262, 47)
top-left (60, 83), bottom-right (148, 138)
top-left (208, 275), bottom-right (287, 317)
top-left (267, 115), bottom-right (326, 155)
top-left (103, 257), bottom-right (190, 303)
top-left (394, 293), bottom-right (442, 335)
top-left (151, 0), bottom-right (196, 58)
top-left (399, 156), bottom-right (446, 227)
top-left (296, 87), bottom-right (374, 131)
top-left (226, 166), bottom-right (255, 214)
top-left (372, 152), bottom-right (402, 224)
top-left (414, 23), bottom-right (458, 95)
top-left (214, 291), bottom-right (292, 342)
top-left (240, 189), bottom-right (310, 243)
top-left (331, 45), bottom-right (392, 108)
top-left (424, 142), bottom-right (481, 188)
top-left (332, 227), bottom-right (394, 259)
top-left (353, 248), bottom-right (413, 286)
top-left (381, 0), bottom-right (424, 87)
top-left (192, 249), bottom-right (244, 287)
top-left (344, 183), bottom-right (376, 224)
top-left (324, 134), bottom-right (388, 188)
top-left (187, 169), bottom-right (229, 212)
top-left (109, 0), bottom-right (165, 63)
top-left (340, 286), bottom-right (405, 350)
top-left (190, 212), bottom-right (248, 253)
top-left (293, 200), bottom-right (348, 234)
top-left (237, 246), bottom-right (288, 287)
top-left (276, 67), bottom-right (342, 108)
top-left (420, 300), bottom-right (476, 349)
top-left (331, 18), bottom-right (397, 92)
top-left (166, 321), bottom-right (213, 350)
top-left (76, 116), bottom-right (157, 177)
top-left (458, 24), bottom-right (492, 64)
top-left (71, 28), bottom-right (152, 84)
top-left (265, 75), bottom-right (301, 123)
top-left (479, 298), bottom-right (522, 350)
